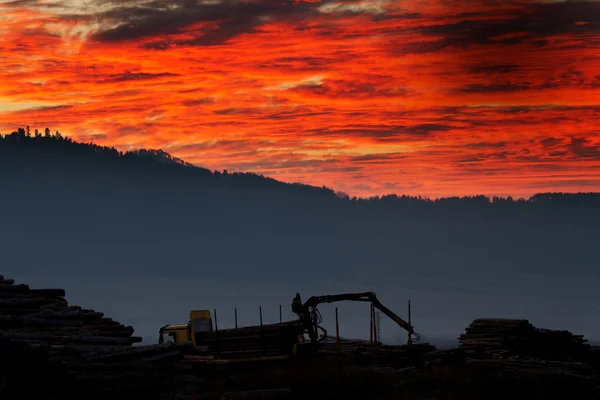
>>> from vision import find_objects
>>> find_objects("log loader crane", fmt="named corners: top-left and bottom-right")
top-left (292, 292), bottom-right (420, 348)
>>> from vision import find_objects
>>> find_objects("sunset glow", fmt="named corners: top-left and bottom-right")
top-left (1, 0), bottom-right (600, 198)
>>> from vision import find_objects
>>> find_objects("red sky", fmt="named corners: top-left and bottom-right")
top-left (1, 0), bottom-right (599, 198)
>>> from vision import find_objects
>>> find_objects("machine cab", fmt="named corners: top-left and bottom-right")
top-left (158, 324), bottom-right (190, 344)
top-left (190, 310), bottom-right (213, 346)
top-left (158, 310), bottom-right (213, 345)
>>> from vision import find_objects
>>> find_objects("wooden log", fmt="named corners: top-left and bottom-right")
top-left (86, 318), bottom-right (120, 326)
top-left (24, 317), bottom-right (85, 327)
top-left (39, 300), bottom-right (69, 310)
top-left (182, 355), bottom-right (215, 362)
top-left (126, 350), bottom-right (182, 364)
top-left (221, 389), bottom-right (291, 399)
top-left (0, 315), bottom-right (84, 327)
top-left (85, 344), bottom-right (181, 362)
top-left (28, 289), bottom-right (66, 297)
top-left (0, 297), bottom-right (61, 308)
top-left (0, 332), bottom-right (142, 345)
top-left (0, 292), bottom-right (43, 299)
top-left (94, 324), bottom-right (130, 331)
top-left (0, 284), bottom-right (30, 293)
top-left (0, 308), bottom-right (48, 316)
top-left (35, 309), bottom-right (97, 319)
top-left (92, 329), bottom-right (134, 338)
top-left (182, 345), bottom-right (211, 355)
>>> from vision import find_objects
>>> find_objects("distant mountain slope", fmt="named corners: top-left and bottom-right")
top-left (0, 127), bottom-right (339, 200)
top-left (2, 126), bottom-right (599, 209)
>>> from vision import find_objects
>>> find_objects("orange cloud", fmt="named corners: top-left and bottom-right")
top-left (1, 0), bottom-right (599, 198)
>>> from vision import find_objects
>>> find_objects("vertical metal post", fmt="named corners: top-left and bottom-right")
top-left (369, 304), bottom-right (373, 344)
top-left (335, 307), bottom-right (340, 354)
top-left (373, 307), bottom-right (377, 344)
top-left (214, 308), bottom-right (219, 356)
top-left (376, 311), bottom-right (381, 347)
top-left (259, 306), bottom-right (265, 355)
top-left (235, 308), bottom-right (238, 329)
top-left (279, 304), bottom-right (282, 324)
top-left (408, 300), bottom-right (412, 346)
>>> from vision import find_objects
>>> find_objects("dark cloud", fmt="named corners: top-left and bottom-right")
top-left (569, 136), bottom-right (600, 160)
top-left (391, 1), bottom-right (600, 55)
top-left (455, 82), bottom-right (531, 93)
top-left (289, 78), bottom-right (410, 98)
top-left (102, 71), bottom-right (179, 83)
top-left (17, 104), bottom-right (73, 113)
top-left (539, 137), bottom-right (563, 149)
top-left (464, 141), bottom-right (510, 150)
top-left (91, 0), bottom-right (323, 48)
top-left (213, 107), bottom-right (259, 115)
top-left (522, 179), bottom-right (600, 190)
top-left (390, 38), bottom-right (457, 55)
top-left (303, 123), bottom-right (453, 142)
top-left (350, 153), bottom-right (407, 162)
top-left (183, 97), bottom-right (216, 107)
top-left (469, 65), bottom-right (521, 74)
top-left (227, 156), bottom-right (339, 171)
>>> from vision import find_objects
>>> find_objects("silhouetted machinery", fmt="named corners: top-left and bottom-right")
top-left (157, 292), bottom-right (419, 363)
top-left (292, 291), bottom-right (420, 347)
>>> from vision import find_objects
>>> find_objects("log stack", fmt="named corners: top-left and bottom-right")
top-left (319, 336), bottom-right (436, 369)
top-left (459, 318), bottom-right (538, 358)
top-left (535, 328), bottom-right (591, 361)
top-left (459, 318), bottom-right (591, 361)
top-left (196, 321), bottom-right (303, 360)
top-left (0, 275), bottom-right (142, 350)
top-left (0, 275), bottom-right (206, 400)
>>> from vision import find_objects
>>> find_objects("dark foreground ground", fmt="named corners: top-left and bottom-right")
top-left (3, 339), bottom-right (599, 400)
top-left (1, 274), bottom-right (599, 400)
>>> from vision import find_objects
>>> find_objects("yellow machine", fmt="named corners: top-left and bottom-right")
top-left (158, 309), bottom-right (307, 363)
top-left (158, 310), bottom-right (213, 345)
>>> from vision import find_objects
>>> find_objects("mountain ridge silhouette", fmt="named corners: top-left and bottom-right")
top-left (2, 126), bottom-right (599, 207)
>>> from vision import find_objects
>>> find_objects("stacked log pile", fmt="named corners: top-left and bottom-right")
top-left (196, 321), bottom-right (303, 360)
top-left (319, 336), bottom-right (436, 370)
top-left (320, 336), bottom-right (435, 355)
top-left (458, 318), bottom-right (595, 380)
top-left (459, 319), bottom-right (537, 358)
top-left (459, 319), bottom-right (591, 360)
top-left (0, 275), bottom-right (206, 400)
top-left (535, 328), bottom-right (591, 361)
top-left (0, 275), bottom-right (141, 349)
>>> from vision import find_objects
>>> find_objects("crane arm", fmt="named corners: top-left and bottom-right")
top-left (294, 292), bottom-right (419, 345)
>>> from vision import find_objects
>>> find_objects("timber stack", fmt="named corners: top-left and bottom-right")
top-left (319, 336), bottom-right (436, 369)
top-left (458, 318), bottom-right (596, 381)
top-left (459, 318), bottom-right (537, 358)
top-left (0, 275), bottom-right (205, 400)
top-left (0, 274), bottom-right (141, 352)
top-left (195, 321), bottom-right (303, 361)
top-left (459, 318), bottom-right (591, 361)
